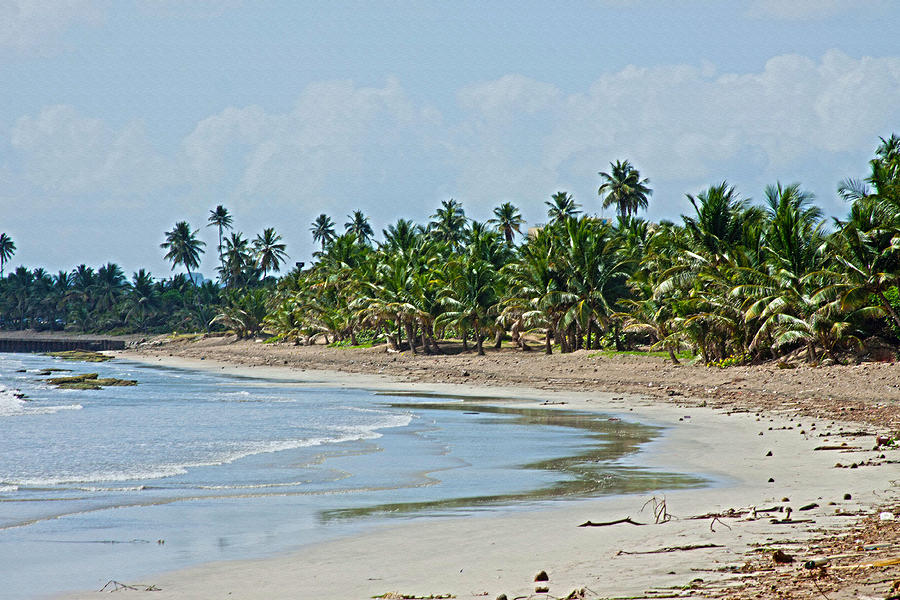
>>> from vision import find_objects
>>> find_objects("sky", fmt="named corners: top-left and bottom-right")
top-left (2, 0), bottom-right (900, 278)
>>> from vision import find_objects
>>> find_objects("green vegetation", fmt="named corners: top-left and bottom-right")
top-left (588, 349), bottom-right (694, 360)
top-left (0, 233), bottom-right (15, 277)
top-left (265, 138), bottom-right (900, 366)
top-left (6, 136), bottom-right (900, 367)
top-left (0, 211), bottom-right (287, 335)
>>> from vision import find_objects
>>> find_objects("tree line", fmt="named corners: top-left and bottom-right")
top-left (264, 138), bottom-right (900, 365)
top-left (0, 207), bottom-right (287, 334)
top-left (3, 136), bottom-right (900, 366)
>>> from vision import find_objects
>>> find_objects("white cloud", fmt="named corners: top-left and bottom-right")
top-left (9, 50), bottom-right (900, 257)
top-left (182, 78), bottom-right (437, 209)
top-left (745, 0), bottom-right (885, 20)
top-left (0, 0), bottom-right (104, 51)
top-left (11, 104), bottom-right (178, 196)
top-left (452, 51), bottom-right (900, 214)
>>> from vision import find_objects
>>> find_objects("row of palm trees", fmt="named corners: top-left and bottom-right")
top-left (264, 140), bottom-right (900, 365)
top-left (0, 263), bottom-right (221, 333)
top-left (0, 207), bottom-right (288, 333)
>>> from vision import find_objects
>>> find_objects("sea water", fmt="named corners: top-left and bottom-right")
top-left (0, 353), bottom-right (704, 599)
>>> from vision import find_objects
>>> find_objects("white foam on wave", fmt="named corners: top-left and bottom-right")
top-left (0, 387), bottom-right (83, 417)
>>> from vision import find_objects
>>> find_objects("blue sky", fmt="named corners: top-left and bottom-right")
top-left (2, 0), bottom-right (900, 277)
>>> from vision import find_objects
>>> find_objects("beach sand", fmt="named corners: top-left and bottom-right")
top-left (55, 346), bottom-right (900, 600)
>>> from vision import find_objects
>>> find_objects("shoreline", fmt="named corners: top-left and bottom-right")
top-left (53, 348), bottom-right (900, 600)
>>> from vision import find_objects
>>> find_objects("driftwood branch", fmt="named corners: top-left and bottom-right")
top-left (578, 517), bottom-right (644, 527)
top-left (98, 580), bottom-right (161, 592)
top-left (617, 543), bottom-right (724, 555)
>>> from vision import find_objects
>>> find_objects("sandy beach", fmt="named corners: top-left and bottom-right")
top-left (53, 339), bottom-right (900, 600)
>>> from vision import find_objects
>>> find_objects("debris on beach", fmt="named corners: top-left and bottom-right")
top-left (372, 593), bottom-right (454, 599)
top-left (98, 581), bottom-right (161, 592)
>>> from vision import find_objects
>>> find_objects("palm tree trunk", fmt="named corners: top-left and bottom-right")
top-left (405, 322), bottom-right (417, 355)
top-left (876, 290), bottom-right (900, 331)
top-left (667, 347), bottom-right (680, 365)
top-left (545, 328), bottom-right (552, 354)
top-left (462, 331), bottom-right (468, 350)
top-left (474, 323), bottom-right (485, 356)
top-left (427, 324), bottom-right (442, 353)
top-left (493, 329), bottom-right (503, 349)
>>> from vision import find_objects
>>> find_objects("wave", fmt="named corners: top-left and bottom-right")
top-left (4, 411), bottom-right (414, 488)
top-left (0, 388), bottom-right (82, 417)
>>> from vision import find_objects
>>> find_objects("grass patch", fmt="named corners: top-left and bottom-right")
top-left (44, 350), bottom-right (112, 362)
top-left (328, 340), bottom-right (379, 349)
top-left (588, 349), bottom-right (694, 360)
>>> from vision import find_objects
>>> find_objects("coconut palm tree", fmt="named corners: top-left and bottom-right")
top-left (598, 160), bottom-right (652, 219)
top-left (545, 192), bottom-right (581, 225)
top-left (161, 221), bottom-right (205, 284)
top-left (94, 262), bottom-right (128, 315)
top-left (345, 210), bottom-right (374, 246)
top-left (381, 218), bottom-right (422, 254)
top-left (429, 199), bottom-right (468, 251)
top-left (221, 232), bottom-right (255, 288)
top-left (310, 214), bottom-right (336, 251)
top-left (438, 259), bottom-right (499, 356)
top-left (0, 233), bottom-right (16, 277)
top-left (488, 202), bottom-right (525, 246)
top-left (207, 205), bottom-right (233, 276)
top-left (682, 182), bottom-right (749, 260)
top-left (254, 227), bottom-right (288, 277)
top-left (124, 269), bottom-right (160, 330)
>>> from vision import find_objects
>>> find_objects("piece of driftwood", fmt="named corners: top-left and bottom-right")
top-left (769, 518), bottom-right (814, 524)
top-left (617, 543), bottom-right (724, 555)
top-left (578, 517), bottom-right (644, 527)
top-left (98, 580), bottom-right (161, 592)
top-left (831, 555), bottom-right (900, 569)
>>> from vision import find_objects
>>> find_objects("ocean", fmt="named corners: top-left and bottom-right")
top-left (0, 353), bottom-right (704, 599)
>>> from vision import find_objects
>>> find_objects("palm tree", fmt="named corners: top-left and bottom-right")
top-left (429, 199), bottom-right (468, 251)
top-left (310, 214), bottom-right (336, 251)
top-left (682, 182), bottom-right (749, 260)
top-left (0, 233), bottom-right (15, 277)
top-left (161, 221), bottom-right (205, 283)
top-left (488, 202), bottom-right (525, 246)
top-left (125, 269), bottom-right (160, 331)
top-left (254, 227), bottom-right (288, 277)
top-left (207, 205), bottom-right (233, 276)
top-left (545, 192), bottom-right (581, 225)
top-left (345, 210), bottom-right (374, 246)
top-left (598, 160), bottom-right (652, 219)
top-left (381, 218), bottom-right (423, 254)
top-left (438, 259), bottom-right (499, 356)
top-left (221, 232), bottom-right (255, 288)
top-left (94, 262), bottom-right (128, 314)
